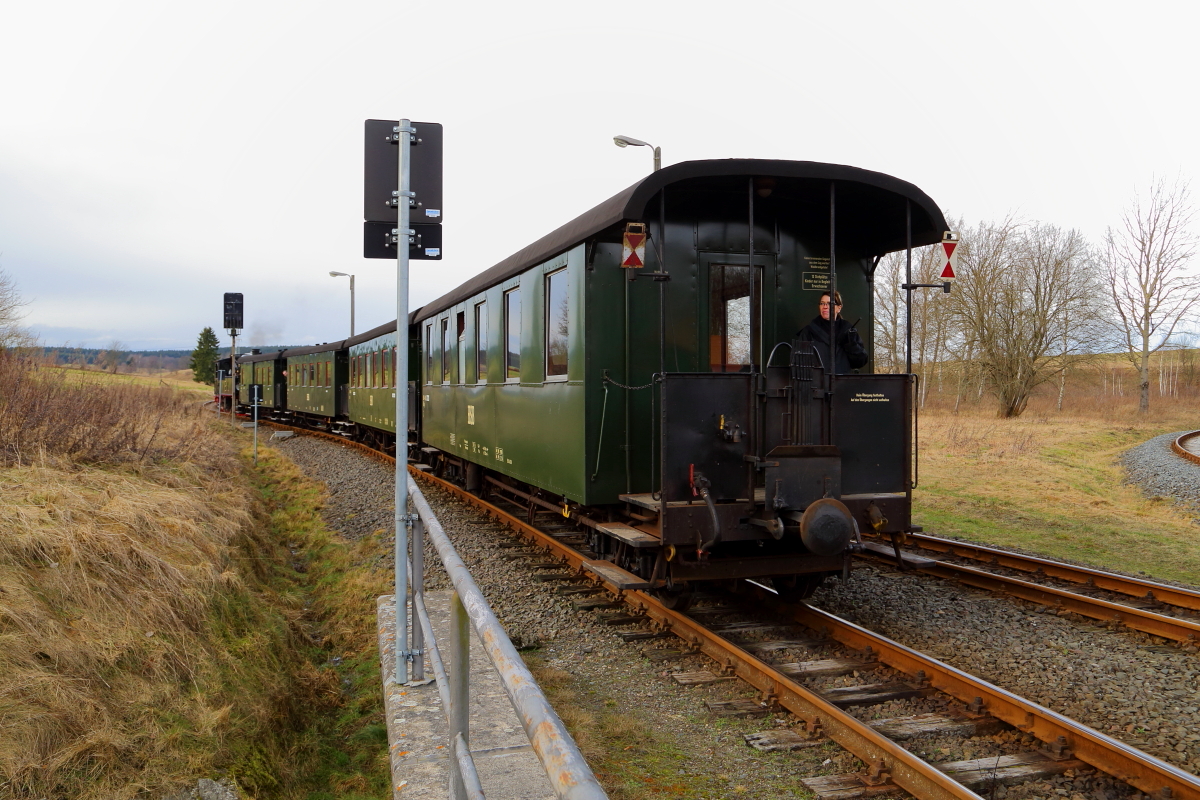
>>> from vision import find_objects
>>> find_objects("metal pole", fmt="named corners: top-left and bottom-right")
top-left (395, 118), bottom-right (413, 683)
top-left (905, 199), bottom-right (913, 375)
top-left (411, 514), bottom-right (425, 682)
top-left (829, 182), bottom-right (837, 376)
top-left (349, 274), bottom-right (356, 337)
top-left (252, 393), bottom-right (259, 465)
top-left (230, 331), bottom-right (237, 415)
top-left (829, 182), bottom-right (837, 444)
top-left (652, 146), bottom-right (661, 172)
top-left (748, 177), bottom-right (756, 368)
top-left (449, 590), bottom-right (470, 800)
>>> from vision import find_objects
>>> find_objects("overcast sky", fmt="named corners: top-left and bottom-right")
top-left (2, 0), bottom-right (1197, 350)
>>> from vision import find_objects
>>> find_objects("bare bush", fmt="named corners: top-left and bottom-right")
top-left (0, 355), bottom-right (211, 467)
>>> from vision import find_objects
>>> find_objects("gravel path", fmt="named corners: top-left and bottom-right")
top-left (271, 435), bottom-right (1196, 798)
top-left (1122, 430), bottom-right (1200, 510)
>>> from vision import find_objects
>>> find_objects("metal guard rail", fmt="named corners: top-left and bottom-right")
top-left (406, 478), bottom-right (609, 800)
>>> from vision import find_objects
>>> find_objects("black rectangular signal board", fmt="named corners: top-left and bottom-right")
top-left (364, 120), bottom-right (443, 224)
top-left (224, 292), bottom-right (243, 330)
top-left (363, 221), bottom-right (443, 260)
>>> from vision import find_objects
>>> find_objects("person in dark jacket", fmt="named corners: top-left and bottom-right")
top-left (799, 291), bottom-right (868, 373)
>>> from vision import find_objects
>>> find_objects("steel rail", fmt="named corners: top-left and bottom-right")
top-left (260, 425), bottom-right (1200, 799)
top-left (875, 554), bottom-right (1200, 646)
top-left (414, 470), bottom-right (984, 800)
top-left (1172, 431), bottom-right (1200, 466)
top-left (749, 590), bottom-right (1200, 800)
top-left (890, 532), bottom-right (1200, 613)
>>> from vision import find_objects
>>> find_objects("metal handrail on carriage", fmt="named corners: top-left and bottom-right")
top-left (403, 478), bottom-right (609, 800)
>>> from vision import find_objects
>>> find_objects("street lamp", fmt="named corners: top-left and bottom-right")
top-left (329, 271), bottom-right (355, 336)
top-left (613, 134), bottom-right (661, 171)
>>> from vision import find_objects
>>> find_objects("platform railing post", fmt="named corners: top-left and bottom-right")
top-left (411, 515), bottom-right (425, 682)
top-left (449, 590), bottom-right (470, 800)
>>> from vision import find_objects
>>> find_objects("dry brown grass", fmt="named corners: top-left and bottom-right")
top-left (0, 356), bottom-right (214, 467)
top-left (0, 354), bottom-right (309, 798)
top-left (915, 386), bottom-right (1200, 584)
top-left (0, 464), bottom-right (254, 793)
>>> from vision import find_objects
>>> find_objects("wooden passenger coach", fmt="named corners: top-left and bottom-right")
top-left (408, 158), bottom-right (947, 593)
top-left (237, 158), bottom-right (947, 596)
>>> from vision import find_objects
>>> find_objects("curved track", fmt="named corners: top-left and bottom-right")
top-left (1172, 431), bottom-right (1200, 466)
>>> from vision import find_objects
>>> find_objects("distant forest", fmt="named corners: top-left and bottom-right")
top-left (40, 346), bottom-right (297, 373)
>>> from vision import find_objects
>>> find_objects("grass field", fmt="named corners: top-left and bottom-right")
top-left (914, 391), bottom-right (1200, 585)
top-left (44, 364), bottom-right (210, 395)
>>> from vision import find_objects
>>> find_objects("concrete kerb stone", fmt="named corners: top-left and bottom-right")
top-left (377, 592), bottom-right (556, 800)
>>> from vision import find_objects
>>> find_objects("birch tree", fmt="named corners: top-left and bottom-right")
top-left (1104, 178), bottom-right (1199, 413)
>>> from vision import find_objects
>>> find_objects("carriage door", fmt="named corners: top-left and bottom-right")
top-left (704, 254), bottom-right (774, 372)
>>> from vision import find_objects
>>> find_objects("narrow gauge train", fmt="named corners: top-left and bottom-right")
top-left (231, 159), bottom-right (947, 605)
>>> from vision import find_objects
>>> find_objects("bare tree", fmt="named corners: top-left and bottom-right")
top-left (0, 268), bottom-right (35, 351)
top-left (1104, 178), bottom-right (1199, 413)
top-left (954, 219), bottom-right (1100, 417)
top-left (101, 340), bottom-right (126, 374)
top-left (872, 251), bottom-right (907, 373)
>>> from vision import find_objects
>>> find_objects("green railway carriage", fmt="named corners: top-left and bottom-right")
top-left (343, 320), bottom-right (401, 447)
top-left (285, 342), bottom-right (347, 422)
top-left (237, 349), bottom-right (287, 411)
top-left (411, 158), bottom-right (948, 595)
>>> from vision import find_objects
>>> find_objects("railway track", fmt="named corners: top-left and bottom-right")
top-left (858, 534), bottom-right (1200, 648)
top-left (1172, 431), bottom-right (1200, 466)
top-left (250, 421), bottom-right (1200, 799)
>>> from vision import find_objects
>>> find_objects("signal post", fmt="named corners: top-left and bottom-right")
top-left (363, 119), bottom-right (442, 683)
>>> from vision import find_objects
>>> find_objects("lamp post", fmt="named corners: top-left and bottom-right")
top-left (329, 271), bottom-right (355, 336)
top-left (613, 134), bottom-right (661, 171)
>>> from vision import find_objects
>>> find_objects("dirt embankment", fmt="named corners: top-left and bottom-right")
top-left (0, 357), bottom-right (388, 799)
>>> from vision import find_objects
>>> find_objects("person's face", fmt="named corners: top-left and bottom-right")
top-left (819, 296), bottom-right (841, 321)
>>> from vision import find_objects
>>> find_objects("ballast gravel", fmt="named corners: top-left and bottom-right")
top-left (1122, 431), bottom-right (1200, 511)
top-left (272, 434), bottom-right (1197, 798)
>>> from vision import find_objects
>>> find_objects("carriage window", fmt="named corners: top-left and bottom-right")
top-left (425, 323), bottom-right (433, 384)
top-left (474, 302), bottom-right (488, 383)
top-left (456, 312), bottom-right (466, 385)
top-left (709, 264), bottom-right (753, 372)
top-left (504, 288), bottom-right (521, 381)
top-left (383, 348), bottom-right (390, 388)
top-left (326, 360), bottom-right (332, 387)
top-left (441, 318), bottom-right (451, 384)
top-left (545, 269), bottom-right (569, 378)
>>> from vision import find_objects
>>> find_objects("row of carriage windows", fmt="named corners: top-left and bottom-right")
top-left (284, 348), bottom-right (398, 390)
top-left (350, 347), bottom-right (397, 389)
top-left (288, 360), bottom-right (332, 387)
top-left (425, 268), bottom-right (569, 385)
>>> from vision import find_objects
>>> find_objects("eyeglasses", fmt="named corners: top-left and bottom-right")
top-left (818, 302), bottom-right (841, 308)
